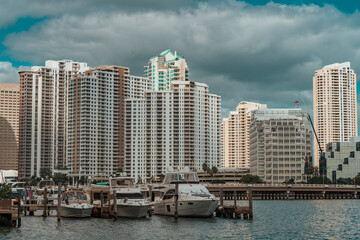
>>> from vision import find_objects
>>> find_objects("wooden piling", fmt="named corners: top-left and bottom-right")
top-left (219, 188), bottom-right (224, 207)
top-left (43, 187), bottom-right (47, 217)
top-left (57, 182), bottom-right (61, 221)
top-left (248, 189), bottom-right (253, 219)
top-left (17, 190), bottom-right (21, 227)
top-left (174, 183), bottom-right (179, 219)
top-left (100, 191), bottom-right (104, 218)
top-left (113, 190), bottom-right (117, 220)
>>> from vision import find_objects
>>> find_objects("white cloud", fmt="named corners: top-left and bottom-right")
top-left (3, 1), bottom-right (360, 115)
top-left (0, 62), bottom-right (29, 84)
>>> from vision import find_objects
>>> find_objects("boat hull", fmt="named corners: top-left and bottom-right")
top-left (117, 204), bottom-right (150, 218)
top-left (61, 205), bottom-right (93, 218)
top-left (154, 198), bottom-right (218, 217)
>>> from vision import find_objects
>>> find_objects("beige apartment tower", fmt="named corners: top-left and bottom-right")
top-left (313, 62), bottom-right (357, 166)
top-left (19, 60), bottom-right (89, 178)
top-left (67, 66), bottom-right (151, 179)
top-left (222, 101), bottom-right (267, 168)
top-left (0, 83), bottom-right (19, 170)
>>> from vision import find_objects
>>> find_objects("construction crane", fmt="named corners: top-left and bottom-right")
top-left (298, 96), bottom-right (326, 175)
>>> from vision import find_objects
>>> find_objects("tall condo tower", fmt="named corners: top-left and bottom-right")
top-left (223, 101), bottom-right (267, 168)
top-left (18, 60), bottom-right (89, 178)
top-left (67, 66), bottom-right (151, 180)
top-left (144, 49), bottom-right (189, 91)
top-left (0, 83), bottom-right (19, 170)
top-left (313, 62), bottom-right (357, 166)
top-left (124, 81), bottom-right (221, 182)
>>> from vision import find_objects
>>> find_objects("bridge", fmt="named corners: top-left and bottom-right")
top-left (204, 183), bottom-right (360, 200)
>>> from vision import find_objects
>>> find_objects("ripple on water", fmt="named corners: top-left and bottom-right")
top-left (1, 200), bottom-right (359, 240)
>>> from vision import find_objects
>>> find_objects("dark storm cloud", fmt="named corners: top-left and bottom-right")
top-left (2, 1), bottom-right (360, 117)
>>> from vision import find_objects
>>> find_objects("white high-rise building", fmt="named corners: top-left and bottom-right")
top-left (313, 62), bottom-right (357, 166)
top-left (144, 49), bottom-right (189, 91)
top-left (124, 81), bottom-right (221, 181)
top-left (67, 66), bottom-right (151, 179)
top-left (19, 60), bottom-right (89, 178)
top-left (222, 101), bottom-right (267, 168)
top-left (249, 109), bottom-right (312, 184)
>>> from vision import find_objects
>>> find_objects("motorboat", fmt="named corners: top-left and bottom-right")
top-left (84, 177), bottom-right (110, 205)
top-left (61, 190), bottom-right (94, 218)
top-left (109, 177), bottom-right (152, 218)
top-left (153, 168), bottom-right (218, 217)
top-left (36, 179), bottom-right (58, 205)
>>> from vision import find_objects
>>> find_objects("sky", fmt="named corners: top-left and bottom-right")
top-left (1, 0), bottom-right (360, 121)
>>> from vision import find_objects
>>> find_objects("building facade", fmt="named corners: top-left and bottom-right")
top-left (144, 49), bottom-right (189, 91)
top-left (124, 81), bottom-right (222, 181)
top-left (67, 66), bottom-right (151, 179)
top-left (18, 60), bottom-right (89, 178)
top-left (324, 137), bottom-right (360, 182)
top-left (313, 62), bottom-right (357, 166)
top-left (249, 109), bottom-right (312, 183)
top-left (0, 83), bottom-right (19, 170)
top-left (222, 101), bottom-right (267, 168)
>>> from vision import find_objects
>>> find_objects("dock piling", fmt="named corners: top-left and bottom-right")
top-left (57, 182), bottom-right (61, 221)
top-left (174, 183), bottom-right (179, 219)
top-left (17, 190), bottom-right (21, 227)
top-left (113, 190), bottom-right (117, 220)
top-left (43, 187), bottom-right (47, 217)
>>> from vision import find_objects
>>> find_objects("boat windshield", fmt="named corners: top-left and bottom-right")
top-left (64, 192), bottom-right (87, 201)
top-left (163, 172), bottom-right (199, 184)
top-left (116, 193), bottom-right (144, 199)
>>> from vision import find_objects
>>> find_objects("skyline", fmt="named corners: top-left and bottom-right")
top-left (1, 0), bottom-right (360, 121)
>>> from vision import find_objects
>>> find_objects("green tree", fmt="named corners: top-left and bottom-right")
top-left (0, 185), bottom-right (12, 199)
top-left (149, 176), bottom-right (155, 183)
top-left (40, 168), bottom-right (52, 179)
top-left (239, 174), bottom-right (265, 184)
top-left (307, 176), bottom-right (332, 184)
top-left (53, 173), bottom-right (68, 184)
top-left (137, 177), bottom-right (142, 184)
top-left (78, 176), bottom-right (87, 185)
top-left (202, 163), bottom-right (210, 173)
top-left (283, 178), bottom-right (295, 184)
top-left (29, 176), bottom-right (41, 186)
top-left (354, 173), bottom-right (360, 185)
top-left (159, 174), bottom-right (165, 182)
top-left (337, 178), bottom-right (353, 185)
top-left (211, 166), bottom-right (218, 175)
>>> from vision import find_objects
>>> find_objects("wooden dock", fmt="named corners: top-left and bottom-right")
top-left (215, 189), bottom-right (253, 219)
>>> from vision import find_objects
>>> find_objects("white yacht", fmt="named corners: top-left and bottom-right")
top-left (153, 168), bottom-right (218, 217)
top-left (61, 190), bottom-right (94, 218)
top-left (110, 177), bottom-right (152, 218)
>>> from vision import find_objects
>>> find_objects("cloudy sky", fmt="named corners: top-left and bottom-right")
top-left (0, 0), bottom-right (360, 119)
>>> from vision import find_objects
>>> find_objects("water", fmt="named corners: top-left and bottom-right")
top-left (1, 200), bottom-right (359, 240)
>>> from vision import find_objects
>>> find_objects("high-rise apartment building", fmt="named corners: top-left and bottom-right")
top-left (0, 83), bottom-right (19, 170)
top-left (222, 101), bottom-right (267, 168)
top-left (19, 60), bottom-right (89, 178)
top-left (144, 49), bottom-right (189, 91)
top-left (67, 66), bottom-right (151, 179)
top-left (313, 62), bottom-right (357, 166)
top-left (249, 109), bottom-right (312, 183)
top-left (124, 81), bottom-right (221, 181)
